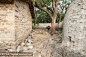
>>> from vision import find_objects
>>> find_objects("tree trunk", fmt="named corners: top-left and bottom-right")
top-left (34, 10), bottom-right (39, 29)
top-left (57, 13), bottom-right (62, 30)
top-left (50, 18), bottom-right (56, 34)
top-left (57, 7), bottom-right (64, 30)
top-left (34, 19), bottom-right (37, 29)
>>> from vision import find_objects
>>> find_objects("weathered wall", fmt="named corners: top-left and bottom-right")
top-left (63, 0), bottom-right (86, 55)
top-left (0, 3), bottom-right (15, 42)
top-left (15, 0), bottom-right (32, 40)
top-left (38, 21), bottom-right (63, 29)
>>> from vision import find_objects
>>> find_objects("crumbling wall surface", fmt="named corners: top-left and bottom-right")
top-left (0, 3), bottom-right (15, 42)
top-left (15, 0), bottom-right (32, 40)
top-left (63, 0), bottom-right (86, 56)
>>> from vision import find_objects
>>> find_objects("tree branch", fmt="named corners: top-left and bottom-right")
top-left (8, 0), bottom-right (12, 2)
top-left (44, 4), bottom-right (54, 14)
top-left (34, 2), bottom-right (52, 19)
top-left (52, 0), bottom-right (55, 10)
top-left (58, 6), bottom-right (64, 28)
top-left (31, 0), bottom-right (36, 5)
top-left (55, 0), bottom-right (60, 9)
top-left (58, 6), bottom-right (64, 24)
top-left (53, 0), bottom-right (60, 18)
top-left (34, 10), bottom-right (39, 29)
top-left (60, 4), bottom-right (62, 9)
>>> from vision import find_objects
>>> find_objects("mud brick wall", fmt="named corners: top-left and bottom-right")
top-left (14, 0), bottom-right (32, 40)
top-left (63, 0), bottom-right (86, 51)
top-left (0, 4), bottom-right (15, 42)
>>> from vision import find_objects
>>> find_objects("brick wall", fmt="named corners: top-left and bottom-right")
top-left (14, 0), bottom-right (32, 40)
top-left (0, 0), bottom-right (32, 42)
top-left (0, 3), bottom-right (15, 42)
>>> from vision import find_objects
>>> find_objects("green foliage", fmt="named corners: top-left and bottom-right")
top-left (35, 10), bottom-right (65, 23)
top-left (33, 0), bottom-right (74, 24)
top-left (37, 10), bottom-right (51, 23)
top-left (33, 0), bottom-right (51, 7)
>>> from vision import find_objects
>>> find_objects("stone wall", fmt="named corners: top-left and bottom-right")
top-left (38, 21), bottom-right (63, 29)
top-left (63, 0), bottom-right (86, 55)
top-left (0, 28), bottom-right (62, 57)
top-left (0, 0), bottom-right (32, 42)
top-left (0, 3), bottom-right (15, 42)
top-left (15, 0), bottom-right (32, 40)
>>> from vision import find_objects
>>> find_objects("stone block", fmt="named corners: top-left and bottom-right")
top-left (8, 49), bottom-right (16, 52)
top-left (17, 46), bottom-right (21, 52)
top-left (23, 47), bottom-right (28, 51)
top-left (77, 9), bottom-right (84, 15)
top-left (41, 49), bottom-right (47, 56)
top-left (73, 15), bottom-right (80, 19)
top-left (0, 11), bottom-right (6, 14)
top-left (21, 43), bottom-right (25, 46)
top-left (11, 46), bottom-right (16, 50)
top-left (26, 43), bottom-right (31, 46)
top-left (0, 49), bottom-right (7, 52)
top-left (28, 45), bottom-right (33, 49)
